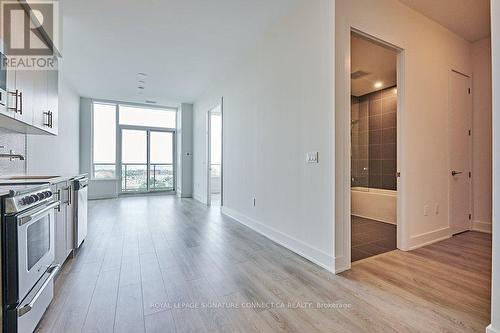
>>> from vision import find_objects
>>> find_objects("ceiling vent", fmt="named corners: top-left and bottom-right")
top-left (145, 100), bottom-right (157, 104)
top-left (351, 70), bottom-right (370, 80)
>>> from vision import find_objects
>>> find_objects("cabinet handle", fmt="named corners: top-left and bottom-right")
top-left (18, 91), bottom-right (22, 114)
top-left (65, 186), bottom-right (72, 205)
top-left (55, 189), bottom-right (61, 212)
top-left (43, 111), bottom-right (53, 128)
top-left (7, 90), bottom-right (18, 112)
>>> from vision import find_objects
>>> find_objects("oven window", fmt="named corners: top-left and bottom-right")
top-left (27, 217), bottom-right (50, 271)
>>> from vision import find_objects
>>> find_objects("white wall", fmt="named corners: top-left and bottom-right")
top-left (193, 0), bottom-right (335, 271)
top-left (471, 37), bottom-right (492, 233)
top-left (488, 1), bottom-right (499, 332)
top-left (27, 70), bottom-right (80, 175)
top-left (177, 103), bottom-right (193, 198)
top-left (335, 0), bottom-right (472, 270)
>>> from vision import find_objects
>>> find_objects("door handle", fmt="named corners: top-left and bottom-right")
top-left (451, 171), bottom-right (463, 176)
top-left (17, 264), bottom-right (60, 317)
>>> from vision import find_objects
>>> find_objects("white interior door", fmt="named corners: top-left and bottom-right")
top-left (449, 70), bottom-right (472, 234)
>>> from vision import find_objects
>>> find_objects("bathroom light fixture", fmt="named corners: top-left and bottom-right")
top-left (374, 81), bottom-right (383, 88)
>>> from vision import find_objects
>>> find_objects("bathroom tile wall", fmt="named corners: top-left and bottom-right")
top-left (0, 128), bottom-right (27, 175)
top-left (351, 86), bottom-right (397, 190)
top-left (351, 96), bottom-right (369, 187)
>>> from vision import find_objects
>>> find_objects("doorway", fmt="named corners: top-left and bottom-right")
top-left (350, 31), bottom-right (400, 262)
top-left (449, 70), bottom-right (472, 234)
top-left (207, 104), bottom-right (222, 206)
top-left (120, 128), bottom-right (175, 193)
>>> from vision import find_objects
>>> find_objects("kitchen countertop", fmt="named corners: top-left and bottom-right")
top-left (0, 173), bottom-right (88, 185)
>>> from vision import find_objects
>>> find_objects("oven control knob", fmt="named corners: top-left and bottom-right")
top-left (45, 191), bottom-right (52, 197)
top-left (37, 193), bottom-right (45, 200)
top-left (26, 195), bottom-right (36, 204)
top-left (31, 195), bottom-right (39, 202)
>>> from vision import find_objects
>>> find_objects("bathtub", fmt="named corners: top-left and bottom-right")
top-left (351, 187), bottom-right (397, 224)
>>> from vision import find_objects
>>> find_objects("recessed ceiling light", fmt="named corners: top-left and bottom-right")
top-left (138, 86), bottom-right (145, 90)
top-left (138, 80), bottom-right (145, 84)
top-left (138, 73), bottom-right (147, 77)
top-left (145, 100), bottom-right (157, 104)
top-left (374, 81), bottom-right (383, 88)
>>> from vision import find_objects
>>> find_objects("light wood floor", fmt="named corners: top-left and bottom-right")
top-left (36, 195), bottom-right (491, 333)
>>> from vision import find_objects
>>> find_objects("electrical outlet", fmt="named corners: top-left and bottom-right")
top-left (306, 152), bottom-right (319, 164)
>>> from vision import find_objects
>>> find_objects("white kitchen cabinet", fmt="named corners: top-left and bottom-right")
top-left (45, 63), bottom-right (59, 134)
top-left (13, 70), bottom-right (34, 124)
top-left (32, 70), bottom-right (48, 129)
top-left (0, 3), bottom-right (59, 135)
top-left (53, 181), bottom-right (67, 266)
top-left (53, 180), bottom-right (74, 266)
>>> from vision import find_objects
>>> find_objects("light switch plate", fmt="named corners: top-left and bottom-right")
top-left (306, 152), bottom-right (319, 163)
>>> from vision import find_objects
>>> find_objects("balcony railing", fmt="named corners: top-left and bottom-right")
top-left (121, 163), bottom-right (174, 192)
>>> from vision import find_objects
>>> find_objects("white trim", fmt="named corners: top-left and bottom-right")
top-left (334, 256), bottom-right (350, 274)
top-left (193, 193), bottom-right (206, 205)
top-left (471, 220), bottom-right (492, 233)
top-left (487, 324), bottom-right (500, 333)
top-left (221, 207), bottom-right (335, 273)
top-left (335, 25), bottom-right (407, 271)
top-left (407, 227), bottom-right (451, 250)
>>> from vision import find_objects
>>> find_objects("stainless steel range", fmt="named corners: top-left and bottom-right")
top-left (1, 184), bottom-right (60, 333)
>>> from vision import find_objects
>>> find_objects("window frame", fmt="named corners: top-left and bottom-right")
top-left (90, 99), bottom-right (178, 188)
top-left (91, 101), bottom-right (118, 180)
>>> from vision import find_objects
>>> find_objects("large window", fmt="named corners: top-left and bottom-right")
top-left (119, 105), bottom-right (176, 128)
top-left (92, 103), bottom-right (116, 179)
top-left (91, 101), bottom-right (176, 190)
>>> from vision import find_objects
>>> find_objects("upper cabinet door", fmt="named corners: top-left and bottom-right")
top-left (46, 64), bottom-right (58, 135)
top-left (32, 70), bottom-right (48, 129)
top-left (0, 67), bottom-right (16, 118)
top-left (13, 70), bottom-right (34, 124)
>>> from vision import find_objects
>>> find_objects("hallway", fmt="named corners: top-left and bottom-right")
top-left (37, 196), bottom-right (491, 333)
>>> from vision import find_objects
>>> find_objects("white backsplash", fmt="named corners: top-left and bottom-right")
top-left (0, 128), bottom-right (26, 176)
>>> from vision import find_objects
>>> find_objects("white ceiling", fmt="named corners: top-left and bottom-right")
top-left (351, 34), bottom-right (397, 97)
top-left (59, 0), bottom-right (305, 106)
top-left (398, 0), bottom-right (490, 42)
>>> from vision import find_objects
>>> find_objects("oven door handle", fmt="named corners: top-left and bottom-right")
top-left (17, 264), bottom-right (60, 317)
top-left (18, 201), bottom-right (60, 226)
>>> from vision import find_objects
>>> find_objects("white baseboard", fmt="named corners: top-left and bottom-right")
top-left (334, 255), bottom-right (350, 273)
top-left (193, 194), bottom-right (206, 205)
top-left (221, 207), bottom-right (335, 273)
top-left (487, 324), bottom-right (500, 333)
top-left (472, 220), bottom-right (492, 233)
top-left (407, 227), bottom-right (451, 250)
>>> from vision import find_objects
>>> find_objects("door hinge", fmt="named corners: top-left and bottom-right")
top-left (468, 130), bottom-right (471, 136)
top-left (469, 171), bottom-right (472, 178)
top-left (469, 214), bottom-right (472, 220)
top-left (468, 88), bottom-right (471, 94)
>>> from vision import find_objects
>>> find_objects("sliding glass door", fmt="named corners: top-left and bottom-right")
top-left (121, 128), bottom-right (174, 193)
top-left (149, 131), bottom-right (174, 191)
